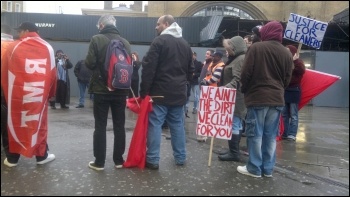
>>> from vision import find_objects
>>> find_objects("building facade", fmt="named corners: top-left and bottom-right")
top-left (1, 1), bottom-right (23, 12)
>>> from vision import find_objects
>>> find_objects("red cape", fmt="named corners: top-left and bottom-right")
top-left (1, 32), bottom-right (57, 157)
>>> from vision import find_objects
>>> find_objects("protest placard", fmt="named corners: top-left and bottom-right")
top-left (284, 13), bottom-right (328, 49)
top-left (196, 86), bottom-right (236, 140)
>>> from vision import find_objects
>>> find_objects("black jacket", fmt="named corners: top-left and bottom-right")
top-left (190, 59), bottom-right (203, 85)
top-left (74, 60), bottom-right (93, 84)
top-left (140, 34), bottom-right (194, 105)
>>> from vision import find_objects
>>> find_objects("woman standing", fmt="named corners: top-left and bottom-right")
top-left (218, 36), bottom-right (247, 162)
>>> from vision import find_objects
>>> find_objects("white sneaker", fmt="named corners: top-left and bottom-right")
top-left (37, 153), bottom-right (55, 165)
top-left (4, 158), bottom-right (18, 167)
top-left (264, 174), bottom-right (273, 178)
top-left (237, 165), bottom-right (261, 178)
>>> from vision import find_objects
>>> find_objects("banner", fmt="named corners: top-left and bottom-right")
top-left (284, 13), bottom-right (328, 49)
top-left (196, 86), bottom-right (236, 140)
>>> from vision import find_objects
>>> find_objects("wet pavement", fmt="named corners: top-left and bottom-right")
top-left (1, 98), bottom-right (349, 196)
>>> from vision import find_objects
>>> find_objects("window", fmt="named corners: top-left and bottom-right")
top-left (7, 1), bottom-right (12, 12)
top-left (15, 3), bottom-right (20, 12)
top-left (193, 5), bottom-right (254, 19)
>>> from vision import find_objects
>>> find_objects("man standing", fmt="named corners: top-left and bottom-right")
top-left (85, 15), bottom-right (131, 171)
top-left (238, 21), bottom-right (293, 178)
top-left (200, 51), bottom-right (225, 87)
top-left (187, 52), bottom-right (203, 115)
top-left (140, 15), bottom-right (193, 169)
top-left (1, 22), bottom-right (57, 167)
top-left (74, 59), bottom-right (93, 108)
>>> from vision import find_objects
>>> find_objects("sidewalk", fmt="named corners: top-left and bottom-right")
top-left (1, 98), bottom-right (349, 196)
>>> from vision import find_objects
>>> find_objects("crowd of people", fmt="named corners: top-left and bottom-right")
top-left (1, 14), bottom-right (306, 178)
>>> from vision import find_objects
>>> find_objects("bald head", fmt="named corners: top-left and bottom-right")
top-left (156, 15), bottom-right (175, 36)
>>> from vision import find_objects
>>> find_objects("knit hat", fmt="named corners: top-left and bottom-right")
top-left (213, 51), bottom-right (223, 58)
top-left (286, 45), bottom-right (297, 57)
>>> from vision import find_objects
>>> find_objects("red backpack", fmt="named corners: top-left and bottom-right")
top-left (103, 35), bottom-right (133, 91)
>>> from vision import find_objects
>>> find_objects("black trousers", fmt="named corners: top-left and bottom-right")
top-left (128, 79), bottom-right (139, 98)
top-left (93, 94), bottom-right (126, 166)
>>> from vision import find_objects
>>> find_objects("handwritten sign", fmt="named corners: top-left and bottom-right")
top-left (284, 13), bottom-right (328, 49)
top-left (196, 86), bottom-right (236, 140)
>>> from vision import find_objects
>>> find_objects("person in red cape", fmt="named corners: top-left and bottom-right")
top-left (1, 22), bottom-right (57, 167)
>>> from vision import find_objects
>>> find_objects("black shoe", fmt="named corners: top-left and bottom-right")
top-left (76, 105), bottom-right (84, 108)
top-left (217, 150), bottom-right (229, 155)
top-left (218, 152), bottom-right (240, 162)
top-left (61, 106), bottom-right (69, 109)
top-left (145, 162), bottom-right (159, 170)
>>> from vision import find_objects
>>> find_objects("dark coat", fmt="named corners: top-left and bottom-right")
top-left (74, 60), bottom-right (93, 84)
top-left (284, 59), bottom-right (306, 103)
top-left (190, 59), bottom-right (203, 85)
top-left (241, 41), bottom-right (293, 107)
top-left (85, 25), bottom-right (131, 96)
top-left (140, 34), bottom-right (194, 106)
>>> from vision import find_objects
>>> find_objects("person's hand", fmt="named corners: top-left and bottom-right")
top-left (200, 79), bottom-right (207, 86)
top-left (293, 53), bottom-right (299, 61)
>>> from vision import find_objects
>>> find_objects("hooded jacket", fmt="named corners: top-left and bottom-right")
top-left (221, 36), bottom-right (247, 119)
top-left (85, 25), bottom-right (131, 95)
top-left (241, 21), bottom-right (293, 107)
top-left (140, 22), bottom-right (194, 106)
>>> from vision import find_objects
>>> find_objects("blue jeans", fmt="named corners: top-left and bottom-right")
top-left (78, 81), bottom-right (89, 106)
top-left (282, 103), bottom-right (299, 137)
top-left (93, 94), bottom-right (126, 166)
top-left (147, 104), bottom-right (186, 165)
top-left (191, 84), bottom-right (199, 110)
top-left (245, 106), bottom-right (283, 176)
top-left (232, 116), bottom-right (243, 135)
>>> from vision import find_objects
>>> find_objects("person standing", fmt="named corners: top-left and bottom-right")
top-left (128, 51), bottom-right (141, 98)
top-left (1, 24), bottom-right (14, 137)
top-left (140, 15), bottom-right (194, 170)
top-left (218, 36), bottom-right (247, 162)
top-left (1, 21), bottom-right (57, 167)
top-left (187, 51), bottom-right (203, 114)
top-left (196, 49), bottom-right (214, 142)
top-left (238, 21), bottom-right (293, 178)
top-left (282, 45), bottom-right (306, 141)
top-left (85, 15), bottom-right (131, 171)
top-left (51, 49), bottom-right (73, 109)
top-left (200, 51), bottom-right (225, 87)
top-left (74, 59), bottom-right (93, 108)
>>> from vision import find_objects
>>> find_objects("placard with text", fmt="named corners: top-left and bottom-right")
top-left (196, 86), bottom-right (236, 140)
top-left (283, 13), bottom-right (328, 49)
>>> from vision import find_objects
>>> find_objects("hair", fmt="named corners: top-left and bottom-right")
top-left (207, 49), bottom-right (215, 55)
top-left (1, 24), bottom-right (12, 34)
top-left (162, 15), bottom-right (175, 26)
top-left (244, 34), bottom-right (252, 42)
top-left (98, 15), bottom-right (116, 27)
top-left (132, 51), bottom-right (139, 61)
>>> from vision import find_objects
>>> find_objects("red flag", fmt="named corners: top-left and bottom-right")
top-left (1, 32), bottom-right (57, 157)
top-left (299, 69), bottom-right (341, 110)
top-left (123, 96), bottom-right (152, 169)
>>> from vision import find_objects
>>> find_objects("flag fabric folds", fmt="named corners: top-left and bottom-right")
top-left (123, 96), bottom-right (152, 169)
top-left (298, 69), bottom-right (341, 110)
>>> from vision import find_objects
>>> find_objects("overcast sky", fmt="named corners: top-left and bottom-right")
top-left (24, 1), bottom-right (148, 15)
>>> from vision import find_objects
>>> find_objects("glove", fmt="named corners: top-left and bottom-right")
top-left (293, 53), bottom-right (299, 61)
top-left (200, 79), bottom-right (207, 86)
